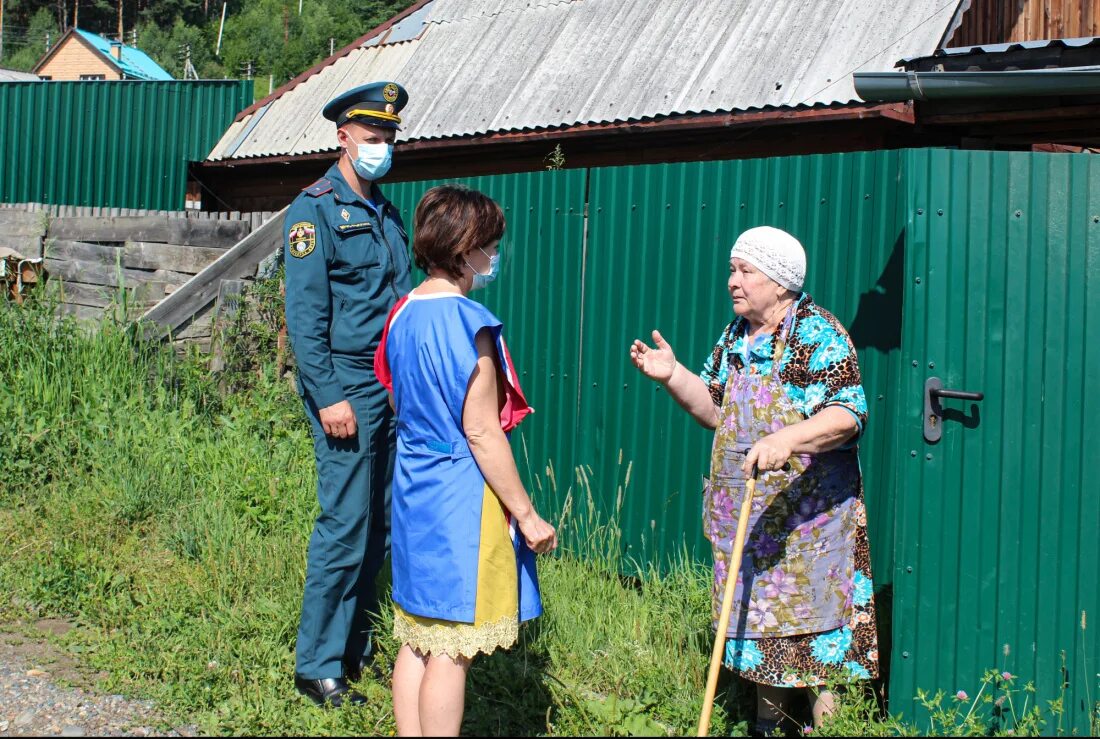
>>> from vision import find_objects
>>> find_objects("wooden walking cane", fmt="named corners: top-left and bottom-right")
top-left (697, 465), bottom-right (759, 737)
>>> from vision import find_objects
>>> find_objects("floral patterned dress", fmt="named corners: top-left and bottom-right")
top-left (700, 293), bottom-right (879, 688)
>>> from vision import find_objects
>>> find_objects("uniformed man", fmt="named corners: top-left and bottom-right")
top-left (284, 80), bottom-right (412, 708)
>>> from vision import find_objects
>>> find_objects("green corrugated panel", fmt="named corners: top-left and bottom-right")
top-left (580, 153), bottom-right (907, 577)
top-left (0, 80), bottom-right (252, 210)
top-left (892, 148), bottom-right (1100, 733)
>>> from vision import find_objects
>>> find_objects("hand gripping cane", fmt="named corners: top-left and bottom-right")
top-left (697, 465), bottom-right (759, 737)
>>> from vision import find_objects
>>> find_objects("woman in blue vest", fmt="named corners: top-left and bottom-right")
top-left (375, 185), bottom-right (557, 736)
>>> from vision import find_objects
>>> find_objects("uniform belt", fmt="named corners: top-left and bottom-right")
top-left (418, 438), bottom-right (473, 460)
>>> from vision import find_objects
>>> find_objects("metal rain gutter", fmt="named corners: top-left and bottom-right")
top-left (854, 68), bottom-right (1100, 102)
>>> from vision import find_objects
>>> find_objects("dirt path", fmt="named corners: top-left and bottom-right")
top-left (0, 618), bottom-right (197, 738)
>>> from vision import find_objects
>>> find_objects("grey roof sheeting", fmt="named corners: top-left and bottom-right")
top-left (900, 35), bottom-right (1100, 64)
top-left (207, 0), bottom-right (960, 162)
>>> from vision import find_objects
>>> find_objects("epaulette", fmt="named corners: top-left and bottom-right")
top-left (303, 178), bottom-right (334, 197)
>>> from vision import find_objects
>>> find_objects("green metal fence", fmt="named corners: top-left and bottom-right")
top-left (0, 80), bottom-right (252, 210)
top-left (389, 149), bottom-right (1100, 732)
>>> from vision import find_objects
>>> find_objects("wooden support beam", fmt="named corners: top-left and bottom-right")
top-left (139, 206), bottom-right (287, 339)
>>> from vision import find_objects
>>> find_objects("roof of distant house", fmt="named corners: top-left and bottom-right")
top-left (0, 68), bottom-right (41, 82)
top-left (34, 28), bottom-right (173, 81)
top-left (207, 0), bottom-right (959, 162)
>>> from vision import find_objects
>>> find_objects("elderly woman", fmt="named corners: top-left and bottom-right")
top-left (629, 226), bottom-right (878, 734)
top-left (375, 185), bottom-right (557, 736)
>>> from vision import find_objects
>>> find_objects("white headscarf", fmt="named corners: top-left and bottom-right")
top-left (729, 226), bottom-right (806, 292)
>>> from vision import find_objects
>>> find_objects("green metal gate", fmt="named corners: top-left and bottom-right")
top-left (890, 148), bottom-right (1100, 733)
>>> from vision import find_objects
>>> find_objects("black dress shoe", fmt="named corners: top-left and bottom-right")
top-left (294, 676), bottom-right (366, 708)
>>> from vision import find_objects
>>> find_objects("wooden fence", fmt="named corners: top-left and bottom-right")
top-left (0, 203), bottom-right (279, 352)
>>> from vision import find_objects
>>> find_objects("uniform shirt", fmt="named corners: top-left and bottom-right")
top-left (699, 293), bottom-right (868, 436)
top-left (284, 163), bottom-right (412, 408)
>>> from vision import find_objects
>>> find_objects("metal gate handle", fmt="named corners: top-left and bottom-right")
top-left (930, 387), bottom-right (984, 402)
top-left (924, 377), bottom-right (984, 443)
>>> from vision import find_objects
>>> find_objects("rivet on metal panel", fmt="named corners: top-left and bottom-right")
top-left (928, 362), bottom-right (935, 369)
top-left (529, 207), bottom-right (534, 212)
top-left (1015, 210), bottom-right (1022, 218)
top-left (740, 203), bottom-right (746, 209)
top-left (906, 566), bottom-right (913, 573)
top-left (632, 204), bottom-right (637, 210)
top-left (592, 382), bottom-right (598, 387)
top-left (666, 203), bottom-right (671, 209)
top-left (550, 373), bottom-right (555, 379)
top-left (597, 207), bottom-right (602, 213)
top-left (555, 208), bottom-right (560, 213)
top-left (912, 360), bottom-right (918, 367)
top-left (779, 202), bottom-right (785, 208)
top-left (915, 277), bottom-right (921, 284)
top-left (925, 453), bottom-right (933, 461)
top-left (563, 374), bottom-right (568, 378)
top-left (902, 651), bottom-right (910, 659)
top-left (877, 394), bottom-right (884, 400)
top-left (623, 384), bottom-right (628, 389)
top-left (820, 198), bottom-right (826, 204)
top-left (701, 203), bottom-right (706, 209)
top-left (1093, 216), bottom-right (1099, 223)
top-left (917, 208), bottom-right (924, 215)
top-left (864, 194), bottom-right (871, 200)
top-left (937, 209), bottom-right (943, 216)
top-left (910, 450), bottom-right (917, 457)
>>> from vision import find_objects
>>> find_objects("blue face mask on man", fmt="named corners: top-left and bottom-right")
top-left (466, 247), bottom-right (501, 290)
top-left (348, 137), bottom-right (393, 181)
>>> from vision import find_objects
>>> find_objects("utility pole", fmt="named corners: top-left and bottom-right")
top-left (73, 0), bottom-right (79, 29)
top-left (268, 73), bottom-right (273, 95)
top-left (117, 0), bottom-right (123, 45)
top-left (329, 37), bottom-right (334, 56)
top-left (216, 1), bottom-right (226, 56)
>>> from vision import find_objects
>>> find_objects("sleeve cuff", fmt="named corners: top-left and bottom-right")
top-left (307, 382), bottom-right (346, 410)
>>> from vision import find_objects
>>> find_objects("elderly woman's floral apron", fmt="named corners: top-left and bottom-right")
top-left (704, 307), bottom-right (879, 687)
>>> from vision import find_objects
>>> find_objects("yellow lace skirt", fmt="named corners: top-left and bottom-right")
top-left (393, 485), bottom-right (520, 660)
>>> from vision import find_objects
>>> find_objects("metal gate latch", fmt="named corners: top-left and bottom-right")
top-left (924, 376), bottom-right (984, 443)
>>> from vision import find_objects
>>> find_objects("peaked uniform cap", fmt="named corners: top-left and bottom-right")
top-left (323, 81), bottom-right (409, 130)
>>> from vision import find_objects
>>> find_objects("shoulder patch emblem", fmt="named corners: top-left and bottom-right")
top-left (288, 221), bottom-right (316, 258)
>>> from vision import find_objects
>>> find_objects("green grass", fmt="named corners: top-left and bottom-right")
top-left (0, 297), bottom-right (1078, 736)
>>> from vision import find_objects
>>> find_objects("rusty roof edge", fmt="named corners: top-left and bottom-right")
top-left (200, 102), bottom-right (909, 166)
top-left (232, 0), bottom-right (435, 123)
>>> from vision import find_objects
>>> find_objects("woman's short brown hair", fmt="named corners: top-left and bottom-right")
top-left (412, 185), bottom-right (505, 279)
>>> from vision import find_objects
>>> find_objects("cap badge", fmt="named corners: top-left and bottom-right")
top-left (382, 83), bottom-right (399, 102)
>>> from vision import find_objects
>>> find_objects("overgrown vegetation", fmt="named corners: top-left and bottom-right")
top-left (0, 291), bottom-right (1090, 736)
top-left (0, 1), bottom-right (412, 98)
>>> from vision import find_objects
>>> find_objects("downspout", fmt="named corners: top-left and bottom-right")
top-left (854, 69), bottom-right (1100, 102)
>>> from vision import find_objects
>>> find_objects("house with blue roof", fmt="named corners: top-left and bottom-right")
top-left (33, 28), bottom-right (172, 81)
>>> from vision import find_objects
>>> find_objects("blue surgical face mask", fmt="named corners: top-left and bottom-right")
top-left (348, 138), bottom-right (393, 181)
top-left (466, 247), bottom-right (501, 290)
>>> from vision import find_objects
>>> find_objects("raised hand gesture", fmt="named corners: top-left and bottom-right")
top-left (629, 330), bottom-right (678, 384)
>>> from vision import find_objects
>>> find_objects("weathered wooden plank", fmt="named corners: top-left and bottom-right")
top-left (167, 218), bottom-right (251, 248)
top-left (57, 302), bottom-right (107, 322)
top-left (48, 215), bottom-right (171, 243)
top-left (45, 258), bottom-right (193, 289)
top-left (172, 304), bottom-right (215, 340)
top-left (140, 207), bottom-right (287, 338)
top-left (47, 280), bottom-right (119, 308)
top-left (43, 240), bottom-right (122, 265)
top-left (123, 241), bottom-right (228, 274)
top-left (0, 236), bottom-right (44, 258)
top-left (46, 279), bottom-right (169, 309)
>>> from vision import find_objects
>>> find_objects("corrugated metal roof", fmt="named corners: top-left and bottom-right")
top-left (900, 35), bottom-right (1100, 64)
top-left (207, 0), bottom-right (958, 162)
top-left (0, 68), bottom-right (41, 82)
top-left (75, 29), bottom-right (173, 81)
